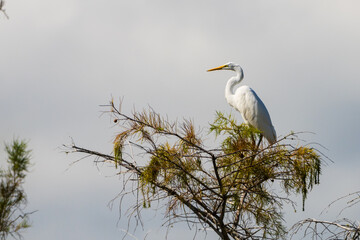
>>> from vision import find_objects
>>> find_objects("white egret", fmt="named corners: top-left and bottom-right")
top-left (207, 62), bottom-right (276, 145)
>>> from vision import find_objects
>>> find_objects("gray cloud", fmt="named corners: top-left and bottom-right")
top-left (1, 0), bottom-right (359, 239)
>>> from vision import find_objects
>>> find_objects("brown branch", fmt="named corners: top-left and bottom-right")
top-left (110, 102), bottom-right (216, 159)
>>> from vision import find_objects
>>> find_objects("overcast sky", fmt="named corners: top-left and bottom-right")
top-left (1, 0), bottom-right (360, 239)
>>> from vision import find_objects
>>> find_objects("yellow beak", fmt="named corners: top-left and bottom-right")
top-left (207, 64), bottom-right (227, 72)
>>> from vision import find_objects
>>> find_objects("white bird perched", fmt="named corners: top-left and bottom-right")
top-left (207, 62), bottom-right (276, 145)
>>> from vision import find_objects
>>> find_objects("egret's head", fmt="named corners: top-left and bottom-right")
top-left (207, 62), bottom-right (241, 72)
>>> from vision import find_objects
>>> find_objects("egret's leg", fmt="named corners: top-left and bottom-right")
top-left (256, 135), bottom-right (263, 149)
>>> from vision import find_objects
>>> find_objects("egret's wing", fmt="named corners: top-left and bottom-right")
top-left (235, 86), bottom-right (276, 144)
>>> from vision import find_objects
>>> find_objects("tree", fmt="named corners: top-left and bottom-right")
top-left (0, 139), bottom-right (31, 240)
top-left (0, 0), bottom-right (9, 19)
top-left (290, 191), bottom-right (360, 239)
top-left (69, 100), bottom-right (322, 240)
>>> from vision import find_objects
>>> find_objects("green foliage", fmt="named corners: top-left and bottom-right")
top-left (4, 140), bottom-right (30, 179)
top-left (113, 130), bottom-right (132, 168)
top-left (108, 106), bottom-right (322, 240)
top-left (211, 111), bottom-right (321, 209)
top-left (210, 112), bottom-right (321, 237)
top-left (0, 139), bottom-right (31, 240)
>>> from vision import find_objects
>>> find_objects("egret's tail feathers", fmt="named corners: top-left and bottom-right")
top-left (264, 128), bottom-right (277, 145)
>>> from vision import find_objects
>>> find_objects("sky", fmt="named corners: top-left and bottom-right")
top-left (1, 0), bottom-right (360, 239)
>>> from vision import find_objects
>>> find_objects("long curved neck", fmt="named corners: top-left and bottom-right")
top-left (225, 67), bottom-right (244, 104)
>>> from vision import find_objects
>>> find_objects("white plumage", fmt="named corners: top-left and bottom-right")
top-left (208, 62), bottom-right (276, 144)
